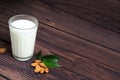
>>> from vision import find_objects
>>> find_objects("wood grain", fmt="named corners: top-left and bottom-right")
top-left (0, 74), bottom-right (9, 80)
top-left (0, 39), bottom-right (119, 80)
top-left (0, 0), bottom-right (119, 80)
top-left (0, 0), bottom-right (120, 53)
top-left (0, 7), bottom-right (119, 71)
top-left (39, 0), bottom-right (120, 52)
top-left (0, 40), bottom-right (83, 80)
top-left (0, 16), bottom-right (120, 80)
top-left (37, 0), bottom-right (120, 52)
top-left (40, 0), bottom-right (120, 33)
top-left (35, 42), bottom-right (120, 80)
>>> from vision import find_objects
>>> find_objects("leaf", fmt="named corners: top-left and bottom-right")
top-left (36, 51), bottom-right (42, 60)
top-left (41, 55), bottom-right (59, 62)
top-left (42, 59), bottom-right (61, 68)
top-left (35, 52), bottom-right (61, 68)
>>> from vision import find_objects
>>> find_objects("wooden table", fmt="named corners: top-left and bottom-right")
top-left (0, 0), bottom-right (120, 80)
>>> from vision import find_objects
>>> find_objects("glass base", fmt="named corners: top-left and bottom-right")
top-left (13, 55), bottom-right (32, 61)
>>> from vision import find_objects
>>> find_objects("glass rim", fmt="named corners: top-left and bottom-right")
top-left (8, 14), bottom-right (38, 30)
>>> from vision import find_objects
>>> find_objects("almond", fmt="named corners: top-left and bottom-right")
top-left (39, 62), bottom-right (46, 67)
top-left (44, 67), bottom-right (49, 73)
top-left (31, 63), bottom-right (38, 67)
top-left (40, 67), bottom-right (45, 73)
top-left (34, 65), bottom-right (42, 73)
top-left (0, 48), bottom-right (6, 53)
top-left (34, 60), bottom-right (41, 63)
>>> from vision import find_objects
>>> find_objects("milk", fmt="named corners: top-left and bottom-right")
top-left (9, 19), bottom-right (38, 61)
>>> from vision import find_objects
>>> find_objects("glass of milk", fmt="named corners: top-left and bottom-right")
top-left (8, 15), bottom-right (38, 61)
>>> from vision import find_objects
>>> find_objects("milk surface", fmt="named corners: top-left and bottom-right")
top-left (11, 20), bottom-right (35, 29)
top-left (10, 19), bottom-right (37, 61)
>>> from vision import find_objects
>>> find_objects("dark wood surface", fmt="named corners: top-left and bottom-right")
top-left (0, 0), bottom-right (120, 80)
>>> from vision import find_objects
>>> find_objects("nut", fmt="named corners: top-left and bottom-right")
top-left (39, 62), bottom-right (46, 67)
top-left (44, 67), bottom-right (49, 73)
top-left (31, 63), bottom-right (38, 67)
top-left (34, 65), bottom-right (42, 73)
top-left (34, 60), bottom-right (41, 63)
top-left (40, 67), bottom-right (44, 73)
top-left (0, 48), bottom-right (6, 53)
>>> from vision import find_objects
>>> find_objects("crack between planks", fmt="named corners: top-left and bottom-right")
top-left (0, 74), bottom-right (10, 80)
top-left (39, 21), bottom-right (120, 54)
top-left (39, 0), bottom-right (120, 34)
top-left (22, 0), bottom-right (120, 53)
top-left (0, 38), bottom-right (10, 44)
top-left (0, 4), bottom-right (119, 75)
top-left (0, 39), bottom-right (88, 80)
top-left (1, 6), bottom-right (120, 71)
top-left (37, 38), bottom-right (120, 74)
top-left (0, 1), bottom-right (120, 34)
top-left (61, 67), bottom-right (93, 80)
top-left (0, 14), bottom-right (120, 74)
top-left (0, 3), bottom-right (119, 54)
top-left (0, 32), bottom-right (120, 78)
top-left (1, 38), bottom-right (120, 79)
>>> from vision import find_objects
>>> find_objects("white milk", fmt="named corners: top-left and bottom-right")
top-left (10, 20), bottom-right (38, 61)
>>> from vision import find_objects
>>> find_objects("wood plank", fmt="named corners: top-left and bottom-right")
top-left (0, 23), bottom-right (10, 42)
top-left (0, 41), bottom-right (83, 80)
top-left (40, 0), bottom-right (120, 33)
top-left (35, 41), bottom-right (120, 80)
top-left (0, 41), bottom-right (120, 80)
top-left (0, 76), bottom-right (7, 80)
top-left (2, 0), bottom-right (120, 80)
top-left (37, 23), bottom-right (120, 70)
top-left (0, 18), bottom-right (120, 80)
top-left (0, 0), bottom-right (120, 53)
top-left (0, 74), bottom-right (9, 80)
top-left (0, 8), bottom-right (119, 71)
top-left (1, 39), bottom-right (120, 80)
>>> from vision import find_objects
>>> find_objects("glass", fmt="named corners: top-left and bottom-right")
top-left (8, 14), bottom-right (38, 61)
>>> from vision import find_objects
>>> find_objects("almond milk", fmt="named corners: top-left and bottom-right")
top-left (9, 19), bottom-right (38, 61)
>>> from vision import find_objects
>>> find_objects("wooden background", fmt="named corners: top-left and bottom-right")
top-left (0, 0), bottom-right (120, 80)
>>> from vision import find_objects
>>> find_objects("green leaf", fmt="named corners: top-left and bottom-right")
top-left (42, 59), bottom-right (61, 68)
top-left (36, 51), bottom-right (42, 60)
top-left (41, 55), bottom-right (59, 62)
top-left (35, 52), bottom-right (61, 68)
